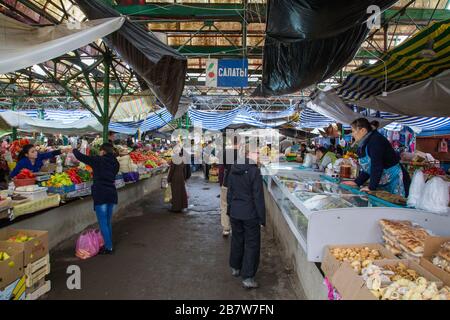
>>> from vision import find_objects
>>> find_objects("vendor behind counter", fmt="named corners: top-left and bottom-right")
top-left (343, 118), bottom-right (410, 197)
top-left (10, 144), bottom-right (70, 178)
top-left (316, 147), bottom-right (337, 172)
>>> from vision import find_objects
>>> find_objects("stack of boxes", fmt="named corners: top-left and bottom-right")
top-left (0, 228), bottom-right (50, 300)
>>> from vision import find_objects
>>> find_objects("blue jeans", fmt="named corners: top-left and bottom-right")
top-left (94, 204), bottom-right (115, 250)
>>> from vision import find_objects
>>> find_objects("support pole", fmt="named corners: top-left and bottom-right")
top-left (11, 98), bottom-right (17, 141)
top-left (102, 54), bottom-right (111, 142)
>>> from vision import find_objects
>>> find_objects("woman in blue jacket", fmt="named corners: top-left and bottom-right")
top-left (10, 144), bottom-right (69, 178)
top-left (343, 118), bottom-right (407, 196)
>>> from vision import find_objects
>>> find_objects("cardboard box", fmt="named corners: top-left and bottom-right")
top-left (0, 244), bottom-right (24, 290)
top-left (0, 228), bottom-right (49, 266)
top-left (332, 259), bottom-right (443, 300)
top-left (420, 236), bottom-right (450, 287)
top-left (0, 276), bottom-right (26, 300)
top-left (40, 163), bottom-right (56, 173)
top-left (321, 243), bottom-right (398, 278)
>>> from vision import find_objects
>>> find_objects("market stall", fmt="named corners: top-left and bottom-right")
top-left (0, 138), bottom-right (170, 224)
top-left (261, 161), bottom-right (450, 300)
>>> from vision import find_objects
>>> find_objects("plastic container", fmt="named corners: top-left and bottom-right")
top-left (15, 187), bottom-right (48, 201)
top-left (47, 185), bottom-right (76, 195)
top-left (13, 177), bottom-right (36, 187)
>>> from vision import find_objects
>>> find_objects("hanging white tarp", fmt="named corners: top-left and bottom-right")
top-left (0, 111), bottom-right (102, 135)
top-left (0, 14), bottom-right (125, 74)
top-left (353, 70), bottom-right (450, 117)
top-left (83, 91), bottom-right (157, 122)
top-left (309, 89), bottom-right (392, 127)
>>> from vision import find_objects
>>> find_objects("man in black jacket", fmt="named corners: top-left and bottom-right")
top-left (227, 156), bottom-right (265, 289)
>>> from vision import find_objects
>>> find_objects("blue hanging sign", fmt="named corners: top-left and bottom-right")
top-left (206, 59), bottom-right (248, 88)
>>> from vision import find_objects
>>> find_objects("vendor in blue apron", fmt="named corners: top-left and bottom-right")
top-left (342, 118), bottom-right (406, 197)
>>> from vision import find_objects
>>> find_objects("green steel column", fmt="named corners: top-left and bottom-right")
top-left (11, 98), bottom-right (17, 141)
top-left (102, 54), bottom-right (111, 142)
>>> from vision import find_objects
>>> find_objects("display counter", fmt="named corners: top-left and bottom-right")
top-left (1, 170), bottom-right (167, 249)
top-left (262, 162), bottom-right (450, 299)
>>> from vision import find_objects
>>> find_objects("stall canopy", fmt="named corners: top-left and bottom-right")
top-left (0, 110), bottom-right (102, 135)
top-left (298, 102), bottom-right (450, 132)
top-left (355, 70), bottom-right (450, 117)
top-left (0, 108), bottom-right (173, 135)
top-left (75, 0), bottom-right (187, 116)
top-left (187, 106), bottom-right (297, 131)
top-left (336, 19), bottom-right (450, 117)
top-left (256, 0), bottom-right (396, 96)
top-left (0, 13), bottom-right (125, 74)
top-left (83, 91), bottom-right (157, 122)
top-left (309, 89), bottom-right (392, 127)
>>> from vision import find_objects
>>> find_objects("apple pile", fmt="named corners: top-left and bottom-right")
top-left (7, 233), bottom-right (34, 243)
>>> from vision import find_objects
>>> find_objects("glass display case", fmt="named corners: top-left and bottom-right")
top-left (264, 163), bottom-right (450, 262)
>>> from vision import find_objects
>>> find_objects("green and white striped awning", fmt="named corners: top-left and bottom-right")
top-left (336, 19), bottom-right (450, 101)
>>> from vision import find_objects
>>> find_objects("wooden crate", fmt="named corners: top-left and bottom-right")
top-left (25, 254), bottom-right (50, 288)
top-left (25, 280), bottom-right (51, 300)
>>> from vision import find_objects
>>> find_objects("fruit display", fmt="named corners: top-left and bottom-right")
top-left (15, 169), bottom-right (35, 180)
top-left (42, 173), bottom-right (73, 188)
top-left (432, 241), bottom-right (450, 274)
top-left (145, 160), bottom-right (158, 169)
top-left (330, 247), bottom-right (383, 274)
top-left (361, 263), bottom-right (449, 300)
top-left (7, 233), bottom-right (34, 243)
top-left (0, 251), bottom-right (10, 261)
top-left (129, 151), bottom-right (167, 166)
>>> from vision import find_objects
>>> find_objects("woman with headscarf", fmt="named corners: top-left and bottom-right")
top-left (167, 148), bottom-right (189, 213)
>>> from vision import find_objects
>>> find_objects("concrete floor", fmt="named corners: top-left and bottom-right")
top-left (46, 173), bottom-right (302, 300)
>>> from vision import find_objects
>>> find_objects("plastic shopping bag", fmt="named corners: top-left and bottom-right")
top-left (417, 177), bottom-right (449, 214)
top-left (164, 185), bottom-right (172, 203)
top-left (407, 170), bottom-right (425, 208)
top-left (303, 154), bottom-right (316, 168)
top-left (75, 229), bottom-right (104, 260)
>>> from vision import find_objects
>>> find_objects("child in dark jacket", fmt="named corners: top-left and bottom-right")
top-left (73, 143), bottom-right (120, 254)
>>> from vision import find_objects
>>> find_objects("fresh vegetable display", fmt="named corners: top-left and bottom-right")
top-left (66, 168), bottom-right (82, 184)
top-left (64, 167), bottom-right (92, 184)
top-left (145, 160), bottom-right (158, 169)
top-left (423, 167), bottom-right (446, 176)
top-left (15, 169), bottom-right (35, 179)
top-left (42, 173), bottom-right (73, 188)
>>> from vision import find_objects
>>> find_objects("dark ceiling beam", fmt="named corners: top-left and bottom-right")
top-left (114, 3), bottom-right (450, 23)
top-left (173, 46), bottom-right (381, 59)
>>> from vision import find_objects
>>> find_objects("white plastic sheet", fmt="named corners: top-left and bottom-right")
top-left (309, 89), bottom-right (392, 127)
top-left (0, 110), bottom-right (102, 135)
top-left (0, 14), bottom-right (125, 74)
top-left (355, 70), bottom-right (450, 118)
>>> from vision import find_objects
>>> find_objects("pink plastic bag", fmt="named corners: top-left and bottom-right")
top-left (75, 229), bottom-right (104, 260)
